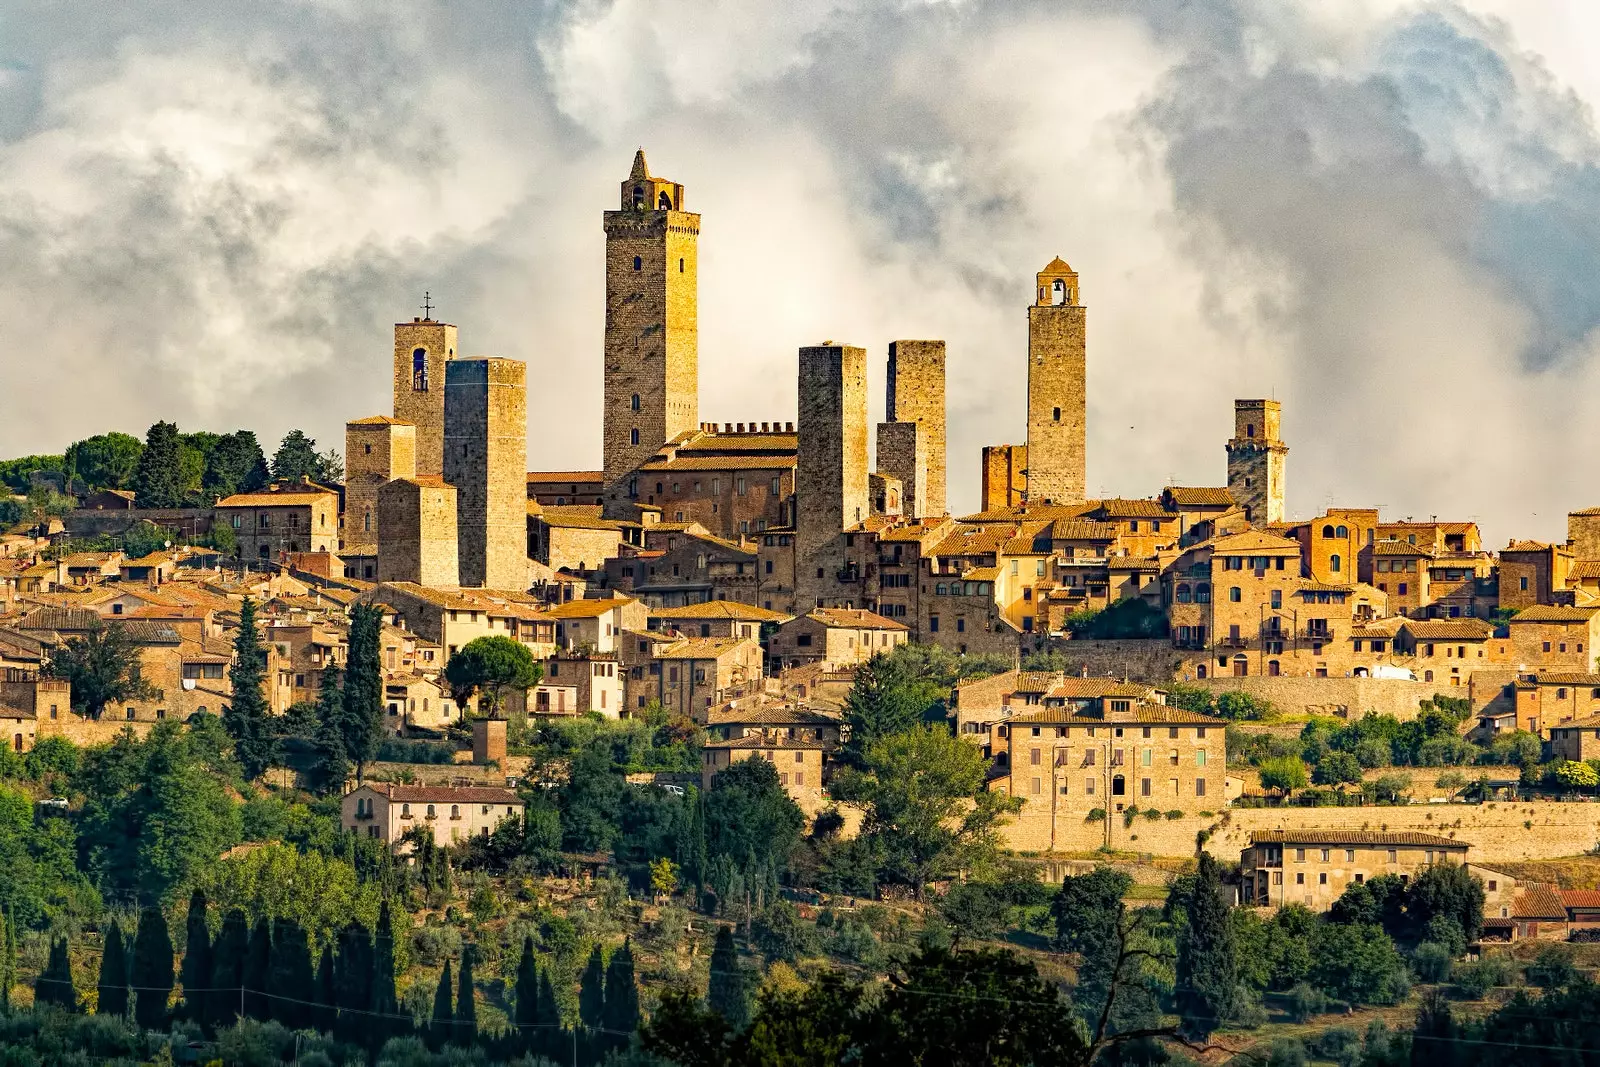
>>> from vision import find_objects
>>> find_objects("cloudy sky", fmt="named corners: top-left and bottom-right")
top-left (2, 0), bottom-right (1599, 543)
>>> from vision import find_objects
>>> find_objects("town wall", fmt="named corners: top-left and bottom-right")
top-left (1187, 675), bottom-right (1444, 720)
top-left (62, 507), bottom-right (215, 539)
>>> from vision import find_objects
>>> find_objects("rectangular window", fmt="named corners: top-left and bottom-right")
top-left (1387, 849), bottom-right (1397, 862)
top-left (1345, 849), bottom-right (1355, 862)
top-left (1030, 748), bottom-right (1040, 766)
top-left (1084, 778), bottom-right (1095, 795)
top-left (1031, 777), bottom-right (1041, 795)
top-left (1296, 873), bottom-right (1305, 885)
top-left (1141, 778), bottom-right (1151, 797)
top-left (1319, 873), bottom-right (1328, 885)
top-left (1295, 848), bottom-right (1305, 862)
top-left (1321, 849), bottom-right (1330, 862)
top-left (1196, 778), bottom-right (1206, 797)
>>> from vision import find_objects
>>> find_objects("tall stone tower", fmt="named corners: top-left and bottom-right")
top-left (393, 317), bottom-right (457, 478)
top-left (877, 340), bottom-right (947, 519)
top-left (1025, 257), bottom-right (1086, 505)
top-left (343, 417), bottom-right (417, 554)
top-left (1226, 399), bottom-right (1288, 525)
top-left (603, 150), bottom-right (699, 487)
top-left (796, 344), bottom-right (868, 610)
top-left (981, 444), bottom-right (1027, 512)
top-left (377, 476), bottom-right (459, 588)
top-left (445, 357), bottom-right (528, 589)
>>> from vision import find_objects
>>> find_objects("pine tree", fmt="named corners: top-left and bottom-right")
top-left (225, 598), bottom-right (273, 780)
top-left (131, 906), bottom-right (173, 1031)
top-left (97, 919), bottom-right (130, 1018)
top-left (209, 909), bottom-right (249, 1030)
top-left (180, 889), bottom-right (211, 1021)
top-left (268, 918), bottom-right (314, 1030)
top-left (340, 604), bottom-right (385, 782)
top-left (1176, 851), bottom-right (1238, 1040)
top-left (456, 944), bottom-right (477, 1041)
top-left (514, 935), bottom-right (539, 1043)
top-left (706, 925), bottom-right (749, 1029)
top-left (314, 942), bottom-right (336, 1035)
top-left (429, 961), bottom-right (454, 1049)
top-left (35, 935), bottom-right (76, 1011)
top-left (243, 916), bottom-right (271, 1020)
top-left (311, 662), bottom-right (351, 793)
top-left (133, 421), bottom-right (188, 508)
top-left (602, 938), bottom-right (640, 1055)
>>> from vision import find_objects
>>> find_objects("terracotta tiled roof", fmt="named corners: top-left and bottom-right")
top-left (1571, 508), bottom-right (1600, 518)
top-left (805, 608), bottom-right (908, 631)
top-left (655, 637), bottom-right (754, 659)
top-left (1089, 498), bottom-right (1168, 518)
top-left (1248, 830), bottom-right (1465, 848)
top-left (1571, 562), bottom-right (1600, 579)
top-left (1505, 540), bottom-right (1555, 552)
top-left (363, 783), bottom-right (521, 805)
top-left (707, 705), bottom-right (840, 727)
top-left (1296, 583), bottom-right (1354, 594)
top-left (1165, 487), bottom-right (1236, 507)
top-left (526, 471), bottom-right (603, 483)
top-left (530, 505), bottom-right (625, 531)
top-left (650, 601), bottom-right (791, 622)
top-left (1210, 530), bottom-right (1302, 554)
top-left (704, 735), bottom-right (824, 750)
top-left (961, 566), bottom-right (1001, 581)
top-left (1401, 619), bottom-right (1495, 640)
top-left (1510, 605), bottom-right (1599, 623)
top-left (546, 597), bottom-right (636, 619)
top-left (217, 487), bottom-right (336, 507)
top-left (1513, 883), bottom-right (1568, 921)
top-left (1531, 672), bottom-right (1600, 686)
top-left (1549, 714), bottom-right (1600, 731)
top-left (930, 526), bottom-right (1021, 557)
top-left (1042, 679), bottom-right (1158, 699)
top-left (348, 415), bottom-right (411, 426)
top-left (1106, 556), bottom-right (1159, 571)
top-left (1370, 540), bottom-right (1432, 557)
top-left (1009, 703), bottom-right (1221, 726)
top-left (639, 455), bottom-right (793, 471)
top-left (1048, 520), bottom-right (1122, 541)
top-left (1562, 889), bottom-right (1600, 910)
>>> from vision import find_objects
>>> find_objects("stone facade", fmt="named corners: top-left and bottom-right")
top-left (796, 344), bottom-right (868, 610)
top-left (980, 444), bottom-right (1027, 512)
top-left (883, 339), bottom-right (947, 517)
top-left (215, 483), bottom-right (339, 562)
top-left (393, 318), bottom-right (457, 478)
top-left (1026, 259), bottom-right (1086, 505)
top-left (1226, 399), bottom-right (1288, 525)
top-left (1569, 509), bottom-right (1600, 562)
top-left (342, 783), bottom-right (522, 848)
top-left (1240, 830), bottom-right (1470, 909)
top-left (377, 477), bottom-right (459, 588)
top-left (343, 417), bottom-right (416, 555)
top-left (445, 357), bottom-right (528, 590)
top-left (603, 150), bottom-right (699, 486)
top-left (875, 421), bottom-right (925, 521)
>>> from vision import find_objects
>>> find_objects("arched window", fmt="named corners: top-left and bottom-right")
top-left (412, 348), bottom-right (428, 391)
top-left (631, 428), bottom-right (640, 445)
top-left (1176, 584), bottom-right (1191, 603)
top-left (1321, 525), bottom-right (1336, 538)
top-left (1268, 660), bottom-right (1280, 676)
top-left (451, 804), bottom-right (460, 818)
top-left (1246, 424), bottom-right (1255, 438)
top-left (1196, 664), bottom-right (1207, 679)
top-left (658, 191), bottom-right (672, 209)
top-left (1229, 586), bottom-right (1241, 603)
top-left (1330, 554), bottom-right (1342, 573)
top-left (1112, 775), bottom-right (1126, 796)
top-left (630, 393), bottom-right (640, 411)
top-left (1336, 525), bottom-right (1348, 537)
top-left (363, 510), bottom-right (371, 532)
top-left (632, 255), bottom-right (642, 271)
top-left (1051, 278), bottom-right (1066, 305)
top-left (632, 185), bottom-right (646, 209)
top-left (1196, 583), bottom-right (1211, 603)
top-left (1424, 670), bottom-right (1434, 682)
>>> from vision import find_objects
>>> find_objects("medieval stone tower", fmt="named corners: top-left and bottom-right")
top-left (1025, 257), bottom-right (1087, 505)
top-left (377, 476), bottom-right (459, 587)
top-left (343, 417), bottom-right (417, 555)
top-left (603, 150), bottom-right (700, 487)
top-left (981, 444), bottom-right (1027, 512)
top-left (445, 357), bottom-right (528, 589)
top-left (877, 340), bottom-right (947, 519)
top-left (393, 317), bottom-right (457, 478)
top-left (1226, 399), bottom-right (1288, 525)
top-left (796, 343), bottom-right (868, 610)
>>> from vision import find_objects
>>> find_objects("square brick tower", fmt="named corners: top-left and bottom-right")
top-left (1226, 399), bottom-right (1288, 525)
top-left (445, 357), bottom-right (528, 589)
top-left (796, 344), bottom-right (868, 610)
top-left (877, 339), bottom-right (947, 519)
top-left (981, 444), bottom-right (1027, 511)
top-left (377, 476), bottom-right (458, 587)
top-left (393, 317), bottom-right (457, 478)
top-left (603, 150), bottom-right (699, 488)
top-left (343, 417), bottom-right (417, 554)
top-left (1025, 258), bottom-right (1086, 505)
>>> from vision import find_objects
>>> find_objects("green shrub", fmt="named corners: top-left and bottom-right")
top-left (1165, 809), bottom-right (1184, 820)
top-left (1412, 941), bottom-right (1453, 983)
top-left (1287, 982), bottom-right (1328, 1022)
top-left (1085, 808), bottom-right (1106, 822)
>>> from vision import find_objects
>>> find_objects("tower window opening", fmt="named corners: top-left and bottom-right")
top-left (1053, 407), bottom-right (1061, 422)
top-left (1051, 279), bottom-right (1066, 306)
top-left (631, 428), bottom-right (640, 446)
top-left (632, 186), bottom-right (646, 209)
top-left (632, 255), bottom-right (642, 271)
top-left (658, 191), bottom-right (672, 209)
top-left (1247, 424), bottom-right (1255, 438)
top-left (630, 393), bottom-right (640, 412)
top-left (411, 348), bottom-right (428, 391)
top-left (678, 258), bottom-right (684, 273)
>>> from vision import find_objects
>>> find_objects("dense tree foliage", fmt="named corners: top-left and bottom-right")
top-left (44, 622), bottom-right (160, 720)
top-left (225, 597), bottom-right (273, 781)
top-left (444, 636), bottom-right (542, 720)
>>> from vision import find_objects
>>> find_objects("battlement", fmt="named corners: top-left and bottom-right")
top-left (697, 421), bottom-right (795, 434)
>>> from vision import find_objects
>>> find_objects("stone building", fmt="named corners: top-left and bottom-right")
top-left (1500, 540), bottom-right (1574, 611)
top-left (364, 582), bottom-right (555, 660)
top-left (648, 600), bottom-right (791, 640)
top-left (445, 356), bottom-right (528, 590)
top-left (1225, 399), bottom-right (1288, 525)
top-left (527, 472), bottom-right (605, 507)
top-left (1240, 830), bottom-right (1470, 910)
top-left (215, 481), bottom-right (340, 562)
top-left (1506, 605), bottom-right (1600, 669)
top-left (393, 317), bottom-right (457, 479)
top-left (603, 150), bottom-right (699, 486)
top-left (767, 608), bottom-right (908, 670)
top-left (545, 595), bottom-right (649, 654)
top-left (342, 783), bottom-right (522, 847)
top-left (877, 339), bottom-right (947, 519)
top-left (645, 636), bottom-right (764, 721)
top-left (701, 735), bottom-right (826, 804)
top-left (527, 504), bottom-right (626, 573)
top-left (610, 424), bottom-right (797, 540)
top-left (376, 476), bottom-right (459, 588)
top-left (795, 344), bottom-right (869, 610)
top-left (535, 652), bottom-right (624, 718)
top-left (981, 444), bottom-right (1027, 512)
top-left (1025, 258), bottom-right (1086, 505)
top-left (343, 417), bottom-right (416, 555)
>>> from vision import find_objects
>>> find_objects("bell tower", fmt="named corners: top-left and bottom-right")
top-left (1025, 257), bottom-right (1086, 505)
top-left (603, 150), bottom-right (700, 487)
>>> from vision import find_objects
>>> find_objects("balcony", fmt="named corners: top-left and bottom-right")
top-left (353, 809), bottom-right (374, 821)
top-left (836, 568), bottom-right (860, 583)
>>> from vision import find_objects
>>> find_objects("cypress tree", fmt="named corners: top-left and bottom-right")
top-left (36, 935), bottom-right (76, 1011)
top-left (131, 906), bottom-right (173, 1031)
top-left (314, 942), bottom-right (336, 1035)
top-left (429, 961), bottom-right (454, 1049)
top-left (225, 598), bottom-right (273, 780)
top-left (578, 945), bottom-right (606, 1065)
top-left (535, 968), bottom-right (562, 1061)
top-left (243, 916), bottom-right (271, 1020)
top-left (311, 662), bottom-right (351, 794)
top-left (341, 604), bottom-right (384, 783)
top-left (1176, 851), bottom-right (1238, 1040)
top-left (334, 919), bottom-right (374, 1041)
top-left (706, 925), bottom-right (748, 1029)
top-left (513, 935), bottom-right (538, 1043)
top-left (455, 945), bottom-right (477, 1041)
top-left (687, 787), bottom-right (708, 895)
top-left (179, 889), bottom-right (211, 1021)
top-left (0, 905), bottom-right (16, 1012)
top-left (96, 920), bottom-right (130, 1018)
top-left (132, 421), bottom-right (187, 508)
top-left (372, 900), bottom-right (401, 1042)
top-left (267, 918), bottom-right (314, 1030)
top-left (208, 908), bottom-right (249, 1030)
top-left (602, 938), bottom-right (640, 1054)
